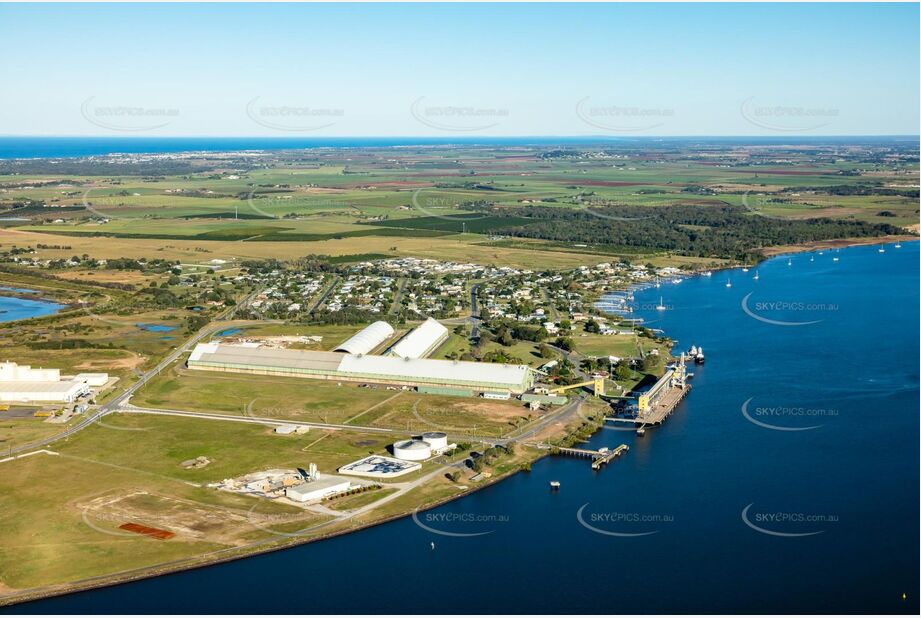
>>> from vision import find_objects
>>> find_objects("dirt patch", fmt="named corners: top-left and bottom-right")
top-left (760, 234), bottom-right (917, 256)
top-left (75, 352), bottom-right (145, 371)
top-left (119, 523), bottom-right (175, 540)
top-left (77, 490), bottom-right (274, 546)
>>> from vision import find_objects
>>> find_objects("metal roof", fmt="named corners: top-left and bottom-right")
top-left (334, 321), bottom-right (395, 355)
top-left (337, 353), bottom-right (529, 390)
top-left (0, 381), bottom-right (87, 393)
top-left (189, 342), bottom-right (532, 391)
top-left (189, 344), bottom-right (345, 372)
top-left (388, 317), bottom-right (449, 359)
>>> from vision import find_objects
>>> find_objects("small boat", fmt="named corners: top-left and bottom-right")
top-left (810, 256), bottom-right (814, 262)
top-left (725, 280), bottom-right (732, 288)
top-left (672, 278), bottom-right (683, 284)
top-left (655, 296), bottom-right (666, 311)
top-left (818, 251), bottom-right (824, 255)
top-left (694, 347), bottom-right (705, 365)
top-left (702, 271), bottom-right (713, 277)
top-left (833, 257), bottom-right (839, 262)
top-left (742, 267), bottom-right (749, 273)
top-left (688, 345), bottom-right (699, 357)
top-left (753, 272), bottom-right (760, 280)
top-left (878, 248), bottom-right (886, 253)
top-left (636, 427), bottom-right (646, 436)
top-left (787, 259), bottom-right (793, 266)
top-left (895, 243), bottom-right (902, 249)
top-left (655, 276), bottom-right (661, 288)
top-left (431, 542), bottom-right (436, 550)
top-left (549, 481), bottom-right (561, 490)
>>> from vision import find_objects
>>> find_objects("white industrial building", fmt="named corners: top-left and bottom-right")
top-left (420, 431), bottom-right (448, 451)
top-left (339, 455), bottom-right (422, 479)
top-left (0, 361), bottom-right (104, 403)
top-left (0, 381), bottom-right (89, 403)
top-left (0, 362), bottom-right (60, 382)
top-left (392, 438), bottom-right (432, 461)
top-left (333, 321), bottom-right (395, 355)
top-left (285, 477), bottom-right (351, 503)
top-left (74, 373), bottom-right (109, 387)
top-left (188, 341), bottom-right (534, 394)
top-left (387, 317), bottom-right (449, 359)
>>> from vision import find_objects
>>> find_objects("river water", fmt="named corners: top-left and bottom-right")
top-left (12, 241), bottom-right (919, 614)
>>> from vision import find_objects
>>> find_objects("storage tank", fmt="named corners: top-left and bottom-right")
top-left (392, 439), bottom-right (432, 461)
top-left (421, 431), bottom-right (448, 451)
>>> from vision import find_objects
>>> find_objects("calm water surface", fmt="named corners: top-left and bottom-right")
top-left (0, 294), bottom-right (63, 323)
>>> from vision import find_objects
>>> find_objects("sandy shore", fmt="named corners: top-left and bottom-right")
top-left (760, 234), bottom-right (917, 257)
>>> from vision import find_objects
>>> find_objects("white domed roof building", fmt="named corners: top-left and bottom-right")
top-left (334, 321), bottom-right (395, 355)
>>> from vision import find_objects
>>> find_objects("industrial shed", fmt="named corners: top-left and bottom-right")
top-left (188, 342), bottom-right (534, 394)
top-left (333, 321), bottom-right (395, 355)
top-left (0, 381), bottom-right (89, 403)
top-left (387, 317), bottom-right (449, 359)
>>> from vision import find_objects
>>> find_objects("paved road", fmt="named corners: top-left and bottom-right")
top-left (540, 286), bottom-right (560, 322)
top-left (387, 277), bottom-right (407, 315)
top-left (122, 404), bottom-right (397, 435)
top-left (5, 290), bottom-right (263, 457)
top-left (308, 275), bottom-right (340, 314)
top-left (468, 283), bottom-right (482, 340)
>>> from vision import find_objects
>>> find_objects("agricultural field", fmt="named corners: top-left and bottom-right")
top-left (2, 142), bottom-right (915, 271)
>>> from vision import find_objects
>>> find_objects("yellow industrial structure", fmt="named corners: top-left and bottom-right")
top-left (637, 357), bottom-right (688, 413)
top-left (549, 375), bottom-right (606, 397)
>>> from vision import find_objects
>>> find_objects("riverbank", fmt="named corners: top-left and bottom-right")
top-left (0, 235), bottom-right (874, 608)
top-left (759, 233), bottom-right (917, 257)
top-left (0, 445), bottom-right (550, 608)
top-left (7, 243), bottom-right (918, 614)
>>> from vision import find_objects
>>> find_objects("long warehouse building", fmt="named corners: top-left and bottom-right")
top-left (188, 343), bottom-right (534, 394)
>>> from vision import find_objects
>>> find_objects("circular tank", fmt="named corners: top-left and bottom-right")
top-left (393, 439), bottom-right (432, 461)
top-left (421, 431), bottom-right (448, 451)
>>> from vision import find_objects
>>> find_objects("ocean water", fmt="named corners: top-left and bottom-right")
top-left (0, 136), bottom-right (913, 159)
top-left (9, 241), bottom-right (919, 614)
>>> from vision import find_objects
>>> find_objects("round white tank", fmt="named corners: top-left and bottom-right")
top-left (393, 439), bottom-right (432, 461)
top-left (421, 431), bottom-right (448, 451)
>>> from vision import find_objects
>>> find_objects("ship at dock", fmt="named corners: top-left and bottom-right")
top-left (688, 345), bottom-right (705, 364)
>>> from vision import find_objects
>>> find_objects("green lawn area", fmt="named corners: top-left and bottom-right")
top-left (325, 487), bottom-right (399, 511)
top-left (360, 392), bottom-right (532, 438)
top-left (573, 332), bottom-right (669, 358)
top-left (133, 365), bottom-right (398, 425)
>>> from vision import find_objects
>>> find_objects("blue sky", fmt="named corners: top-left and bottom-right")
top-left (0, 3), bottom-right (917, 136)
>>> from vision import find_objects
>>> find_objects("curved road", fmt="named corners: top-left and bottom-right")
top-left (6, 291), bottom-right (266, 457)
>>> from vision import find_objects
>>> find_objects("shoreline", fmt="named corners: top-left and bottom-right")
top-left (758, 233), bottom-right (917, 258)
top-left (0, 453), bottom-right (547, 609)
top-left (1, 233), bottom-right (914, 609)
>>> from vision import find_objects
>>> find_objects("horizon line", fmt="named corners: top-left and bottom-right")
top-left (1, 134), bottom-right (919, 140)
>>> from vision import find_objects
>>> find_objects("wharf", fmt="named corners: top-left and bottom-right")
top-left (606, 384), bottom-right (691, 427)
top-left (556, 444), bottom-right (629, 470)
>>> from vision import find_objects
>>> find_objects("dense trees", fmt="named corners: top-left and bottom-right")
top-left (493, 204), bottom-right (902, 260)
